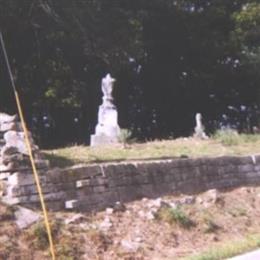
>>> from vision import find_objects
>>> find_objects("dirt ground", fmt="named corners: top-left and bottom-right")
top-left (1, 185), bottom-right (260, 260)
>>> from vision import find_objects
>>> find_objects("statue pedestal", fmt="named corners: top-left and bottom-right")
top-left (90, 134), bottom-right (119, 146)
top-left (90, 74), bottom-right (121, 146)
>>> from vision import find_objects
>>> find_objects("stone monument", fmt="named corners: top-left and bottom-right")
top-left (194, 113), bottom-right (208, 139)
top-left (0, 112), bottom-right (49, 205)
top-left (90, 74), bottom-right (121, 146)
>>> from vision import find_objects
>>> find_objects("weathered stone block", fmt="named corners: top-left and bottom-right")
top-left (8, 172), bottom-right (37, 186)
top-left (90, 177), bottom-right (108, 186)
top-left (65, 200), bottom-right (79, 209)
top-left (93, 185), bottom-right (108, 193)
top-left (238, 164), bottom-right (255, 173)
top-left (77, 187), bottom-right (93, 198)
top-left (76, 179), bottom-right (91, 188)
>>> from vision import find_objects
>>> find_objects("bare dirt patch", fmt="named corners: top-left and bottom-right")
top-left (1, 186), bottom-right (260, 259)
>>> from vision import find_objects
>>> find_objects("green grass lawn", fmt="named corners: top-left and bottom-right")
top-left (43, 132), bottom-right (260, 168)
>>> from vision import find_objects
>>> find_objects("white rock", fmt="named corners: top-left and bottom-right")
top-left (4, 131), bottom-right (36, 155)
top-left (99, 216), bottom-right (113, 231)
top-left (205, 189), bottom-right (220, 203)
top-left (138, 210), bottom-right (146, 218)
top-left (169, 202), bottom-right (178, 209)
top-left (65, 200), bottom-right (79, 209)
top-left (0, 113), bottom-right (17, 124)
top-left (121, 239), bottom-right (140, 253)
top-left (65, 214), bottom-right (85, 225)
top-left (153, 198), bottom-right (162, 208)
top-left (106, 208), bottom-right (114, 215)
top-left (146, 211), bottom-right (155, 220)
top-left (15, 206), bottom-right (41, 229)
top-left (135, 237), bottom-right (143, 243)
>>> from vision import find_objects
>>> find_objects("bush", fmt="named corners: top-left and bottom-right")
top-left (26, 220), bottom-right (62, 250)
top-left (119, 129), bottom-right (134, 148)
top-left (155, 206), bottom-right (195, 229)
top-left (213, 129), bottom-right (240, 146)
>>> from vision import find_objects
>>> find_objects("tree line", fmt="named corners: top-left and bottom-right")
top-left (0, 0), bottom-right (259, 147)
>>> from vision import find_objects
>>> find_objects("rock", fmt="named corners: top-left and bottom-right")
top-left (4, 131), bottom-right (36, 155)
top-left (0, 122), bottom-right (19, 132)
top-left (148, 198), bottom-right (170, 209)
top-left (65, 214), bottom-right (86, 225)
top-left (135, 237), bottom-right (143, 243)
top-left (113, 201), bottom-right (126, 212)
top-left (0, 146), bottom-right (18, 157)
top-left (99, 216), bottom-right (113, 231)
top-left (121, 239), bottom-right (140, 253)
top-left (146, 211), bottom-right (155, 220)
top-left (2, 153), bottom-right (25, 165)
top-left (152, 198), bottom-right (162, 208)
top-left (138, 210), bottom-right (146, 219)
top-left (204, 189), bottom-right (220, 204)
top-left (79, 223), bottom-right (97, 231)
top-left (14, 206), bottom-right (41, 229)
top-left (106, 208), bottom-right (114, 215)
top-left (169, 202), bottom-right (178, 209)
top-left (65, 200), bottom-right (79, 209)
top-left (0, 113), bottom-right (18, 124)
top-left (240, 187), bottom-right (254, 194)
top-left (196, 197), bottom-right (204, 204)
top-left (142, 198), bottom-right (148, 203)
top-left (179, 196), bottom-right (196, 205)
top-left (0, 235), bottom-right (9, 244)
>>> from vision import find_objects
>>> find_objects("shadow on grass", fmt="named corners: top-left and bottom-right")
top-left (44, 152), bottom-right (190, 168)
top-left (43, 153), bottom-right (76, 168)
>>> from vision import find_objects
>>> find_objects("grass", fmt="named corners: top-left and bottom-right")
top-left (155, 206), bottom-right (195, 229)
top-left (25, 219), bottom-right (62, 250)
top-left (183, 234), bottom-right (260, 260)
top-left (43, 134), bottom-right (260, 168)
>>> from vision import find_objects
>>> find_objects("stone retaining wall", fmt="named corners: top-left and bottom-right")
top-left (1, 154), bottom-right (260, 211)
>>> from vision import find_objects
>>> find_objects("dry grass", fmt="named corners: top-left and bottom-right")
top-left (1, 187), bottom-right (260, 259)
top-left (44, 134), bottom-right (260, 167)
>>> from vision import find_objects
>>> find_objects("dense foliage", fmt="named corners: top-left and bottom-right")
top-left (0, 0), bottom-right (259, 147)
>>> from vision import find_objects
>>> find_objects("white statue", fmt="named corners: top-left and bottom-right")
top-left (90, 74), bottom-right (121, 146)
top-left (101, 73), bottom-right (115, 100)
top-left (194, 113), bottom-right (208, 139)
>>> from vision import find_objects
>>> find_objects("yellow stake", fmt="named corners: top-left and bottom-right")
top-left (14, 91), bottom-right (56, 260)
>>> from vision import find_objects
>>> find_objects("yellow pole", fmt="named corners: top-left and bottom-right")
top-left (14, 91), bottom-right (56, 260)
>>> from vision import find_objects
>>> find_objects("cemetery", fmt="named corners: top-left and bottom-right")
top-left (0, 1), bottom-right (260, 260)
top-left (1, 74), bottom-right (260, 259)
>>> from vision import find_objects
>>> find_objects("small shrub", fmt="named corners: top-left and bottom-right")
top-left (228, 207), bottom-right (247, 217)
top-left (204, 219), bottom-right (220, 233)
top-left (27, 219), bottom-right (62, 250)
top-left (86, 228), bottom-right (112, 251)
top-left (155, 206), bottom-right (195, 229)
top-left (213, 129), bottom-right (240, 146)
top-left (119, 129), bottom-right (134, 148)
top-left (56, 235), bottom-right (84, 260)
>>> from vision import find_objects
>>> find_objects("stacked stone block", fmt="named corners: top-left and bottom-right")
top-left (0, 113), bottom-right (49, 205)
top-left (3, 154), bottom-right (260, 212)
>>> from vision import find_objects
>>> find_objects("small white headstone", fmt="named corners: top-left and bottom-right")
top-left (194, 113), bottom-right (208, 139)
